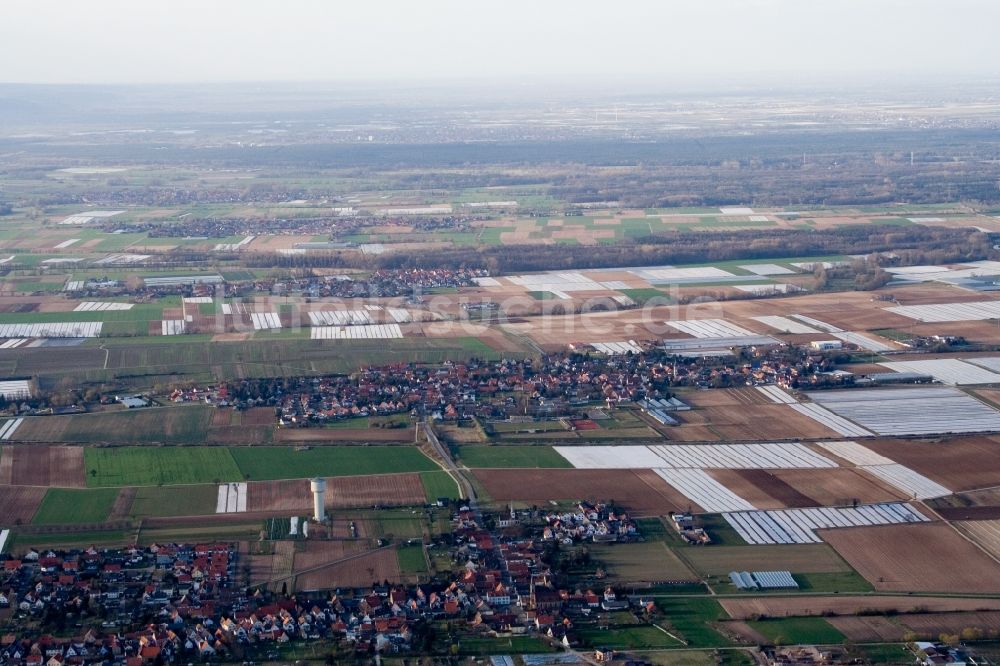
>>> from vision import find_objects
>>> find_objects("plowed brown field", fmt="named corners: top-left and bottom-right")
top-left (822, 522), bottom-right (1000, 593)
top-left (721, 595), bottom-right (1000, 619)
top-left (474, 468), bottom-right (697, 513)
top-left (771, 468), bottom-right (904, 506)
top-left (0, 485), bottom-right (46, 523)
top-left (0, 446), bottom-right (85, 487)
top-left (248, 473), bottom-right (426, 512)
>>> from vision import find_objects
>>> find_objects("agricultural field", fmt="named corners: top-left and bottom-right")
top-left (84, 447), bottom-right (244, 487)
top-left (456, 445), bottom-right (571, 468)
top-left (126, 485), bottom-right (221, 518)
top-left (473, 468), bottom-right (694, 513)
top-left (419, 471), bottom-right (460, 502)
top-left (54, 405), bottom-right (213, 445)
top-left (591, 541), bottom-right (698, 584)
top-left (32, 488), bottom-right (119, 524)
top-left (230, 446), bottom-right (437, 480)
top-left (681, 544), bottom-right (854, 578)
top-left (745, 617), bottom-right (845, 645)
top-left (0, 445), bottom-right (86, 487)
top-left (821, 522), bottom-right (1000, 593)
top-left (0, 485), bottom-right (46, 523)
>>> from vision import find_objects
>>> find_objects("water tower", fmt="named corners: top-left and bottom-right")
top-left (310, 478), bottom-right (326, 522)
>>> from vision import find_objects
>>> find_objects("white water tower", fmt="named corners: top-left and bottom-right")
top-left (310, 478), bottom-right (326, 522)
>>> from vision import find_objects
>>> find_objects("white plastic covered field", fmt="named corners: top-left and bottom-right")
top-left (723, 502), bottom-right (928, 545)
top-left (665, 319), bottom-right (755, 338)
top-left (553, 443), bottom-right (837, 470)
top-left (807, 387), bottom-right (1000, 435)
top-left (310, 324), bottom-right (403, 340)
top-left (308, 310), bottom-right (373, 326)
top-left (887, 300), bottom-right (1000, 322)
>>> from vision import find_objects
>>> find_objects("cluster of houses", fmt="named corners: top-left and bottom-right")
top-left (228, 267), bottom-right (482, 299)
top-left (542, 503), bottom-right (638, 545)
top-left (154, 343), bottom-right (867, 429)
top-left (214, 353), bottom-right (678, 426)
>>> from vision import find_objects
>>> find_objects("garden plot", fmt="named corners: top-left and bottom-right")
top-left (862, 465), bottom-right (950, 499)
top-left (387, 308), bottom-right (412, 323)
top-left (0, 418), bottom-right (24, 440)
top-left (755, 385), bottom-right (797, 404)
top-left (506, 271), bottom-right (601, 292)
top-left (756, 386), bottom-right (874, 436)
top-left (472, 276), bottom-right (501, 287)
top-left (161, 320), bottom-right (186, 336)
top-left (885, 262), bottom-right (1000, 286)
top-left (665, 319), bottom-right (755, 338)
top-left (661, 335), bottom-right (779, 351)
top-left (0, 322), bottom-right (101, 337)
top-left (879, 359), bottom-right (1000, 385)
top-left (647, 443), bottom-right (836, 469)
top-left (887, 300), bottom-right (1000, 322)
top-left (628, 266), bottom-right (737, 283)
top-left (93, 253), bottom-right (151, 265)
top-left (814, 440), bottom-right (950, 499)
top-left (64, 281), bottom-right (84, 291)
top-left (789, 314), bottom-right (843, 333)
top-left (739, 264), bottom-right (796, 276)
top-left (723, 502), bottom-right (928, 545)
top-left (73, 302), bottom-right (133, 312)
top-left (814, 440), bottom-right (893, 466)
top-left (732, 284), bottom-right (802, 295)
top-left (0, 380), bottom-right (31, 399)
top-left (792, 261), bottom-right (848, 271)
top-left (311, 324), bottom-right (402, 340)
top-left (590, 341), bottom-right (642, 355)
top-left (652, 468), bottom-right (755, 512)
top-left (183, 296), bottom-right (213, 304)
top-left (213, 236), bottom-right (255, 251)
top-left (832, 331), bottom-right (894, 352)
top-left (216, 482), bottom-right (248, 513)
top-left (53, 239), bottom-right (80, 249)
top-left (59, 210), bottom-right (125, 225)
top-left (788, 404), bottom-right (875, 437)
top-left (250, 312), bottom-right (282, 330)
top-left (308, 310), bottom-right (372, 326)
top-left (554, 443), bottom-right (837, 470)
top-left (971, 357), bottom-right (1000, 373)
top-left (807, 387), bottom-right (1000, 435)
top-left (42, 258), bottom-right (84, 265)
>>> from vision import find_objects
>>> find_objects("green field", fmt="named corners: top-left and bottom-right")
top-left (128, 484), bottom-right (220, 517)
top-left (792, 571), bottom-right (873, 593)
top-left (457, 445), bottom-right (571, 468)
top-left (747, 617), bottom-right (845, 645)
top-left (365, 509), bottom-right (426, 539)
top-left (84, 447), bottom-right (244, 487)
top-left (618, 288), bottom-right (672, 305)
top-left (8, 530), bottom-right (132, 552)
top-left (419, 471), bottom-right (460, 502)
top-left (396, 544), bottom-right (428, 574)
top-left (59, 405), bottom-right (213, 445)
top-left (656, 598), bottom-right (734, 648)
top-left (230, 446), bottom-right (437, 481)
top-left (455, 636), bottom-right (554, 655)
top-left (33, 488), bottom-right (119, 524)
top-left (577, 625), bottom-right (683, 649)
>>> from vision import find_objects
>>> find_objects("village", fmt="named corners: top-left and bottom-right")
top-left (0, 501), bottom-right (658, 666)
top-left (161, 345), bottom-right (869, 428)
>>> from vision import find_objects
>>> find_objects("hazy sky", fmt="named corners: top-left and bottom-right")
top-left (2, 0), bottom-right (998, 85)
